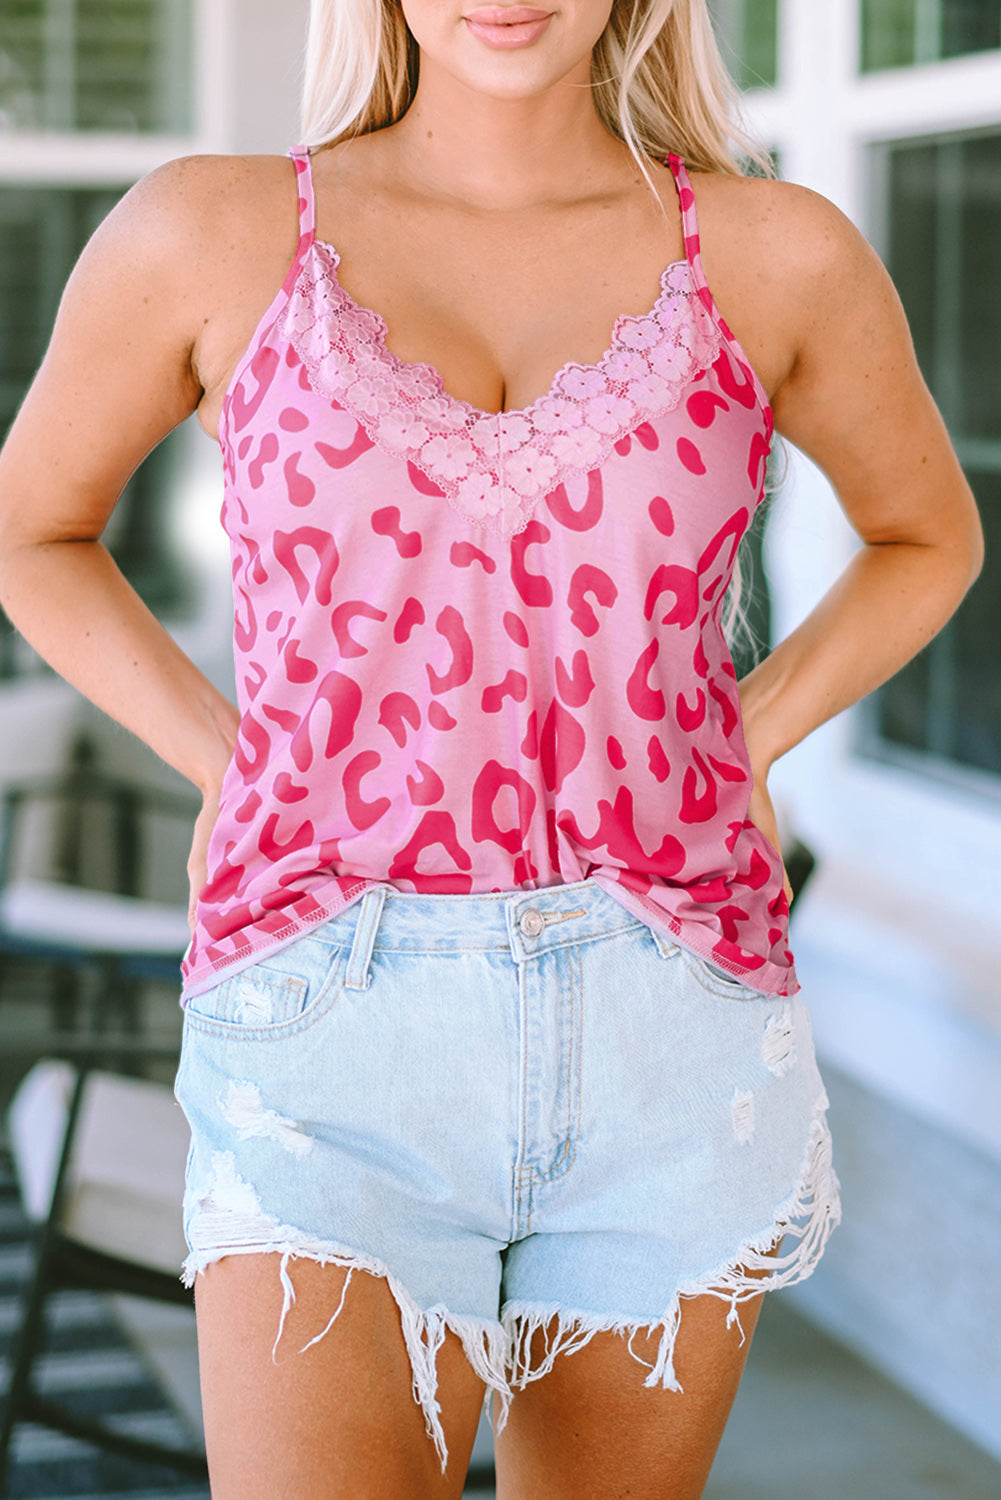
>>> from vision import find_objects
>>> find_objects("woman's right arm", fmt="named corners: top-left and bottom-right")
top-left (0, 160), bottom-right (248, 902)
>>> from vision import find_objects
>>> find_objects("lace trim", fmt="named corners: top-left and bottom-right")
top-left (283, 242), bottom-right (724, 537)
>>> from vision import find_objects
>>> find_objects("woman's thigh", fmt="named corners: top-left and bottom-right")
top-left (194, 1253), bottom-right (486, 1500)
top-left (494, 1290), bottom-right (765, 1500)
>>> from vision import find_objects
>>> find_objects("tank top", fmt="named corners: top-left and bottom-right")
top-left (181, 146), bottom-right (797, 999)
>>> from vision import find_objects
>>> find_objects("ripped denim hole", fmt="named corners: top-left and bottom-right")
top-left (762, 1003), bottom-right (797, 1077)
top-left (503, 1093), bottom-right (840, 1396)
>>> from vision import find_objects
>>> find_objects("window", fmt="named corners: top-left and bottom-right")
top-left (864, 129), bottom-right (1001, 785)
top-left (0, 0), bottom-right (193, 133)
top-left (861, 0), bottom-right (1001, 71)
top-left (0, 185), bottom-right (190, 675)
top-left (709, 0), bottom-right (779, 89)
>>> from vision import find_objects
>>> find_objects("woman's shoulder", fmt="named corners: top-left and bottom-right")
top-left (684, 171), bottom-right (886, 399)
top-left (47, 152), bottom-right (304, 421)
top-left (690, 170), bottom-right (877, 296)
top-left (67, 151), bottom-right (303, 368)
top-left (109, 152), bottom-right (300, 265)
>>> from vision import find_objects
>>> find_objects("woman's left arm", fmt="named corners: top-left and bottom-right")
top-left (737, 187), bottom-right (983, 801)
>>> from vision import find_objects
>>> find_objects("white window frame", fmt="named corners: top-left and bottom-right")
top-left (0, 0), bottom-right (282, 662)
top-left (0, 0), bottom-right (233, 184)
top-left (0, 0), bottom-right (232, 629)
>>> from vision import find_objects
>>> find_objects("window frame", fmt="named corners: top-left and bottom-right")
top-left (854, 124), bottom-right (1001, 793)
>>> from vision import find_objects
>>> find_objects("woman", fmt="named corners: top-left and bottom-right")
top-left (0, 0), bottom-right (982, 1494)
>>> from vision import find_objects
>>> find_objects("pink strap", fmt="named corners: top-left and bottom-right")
top-left (289, 146), bottom-right (317, 253)
top-left (667, 155), bottom-right (709, 299)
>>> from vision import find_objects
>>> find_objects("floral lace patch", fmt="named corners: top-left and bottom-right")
top-left (284, 243), bottom-right (723, 537)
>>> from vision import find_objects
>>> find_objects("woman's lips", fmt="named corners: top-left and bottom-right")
top-left (463, 7), bottom-right (554, 48)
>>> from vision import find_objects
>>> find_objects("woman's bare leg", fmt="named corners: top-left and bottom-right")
top-left (195, 1254), bottom-right (486, 1500)
top-left (494, 1291), bottom-right (765, 1500)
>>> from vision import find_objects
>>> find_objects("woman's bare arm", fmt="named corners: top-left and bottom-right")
top-left (726, 186), bottom-right (982, 849)
top-left (0, 157), bottom-right (299, 913)
top-left (0, 154), bottom-right (299, 912)
top-left (0, 159), bottom-right (252, 800)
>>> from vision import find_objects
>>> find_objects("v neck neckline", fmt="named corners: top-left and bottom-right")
top-left (271, 147), bottom-right (729, 536)
top-left (308, 236), bottom-right (691, 422)
top-left (283, 249), bottom-right (724, 535)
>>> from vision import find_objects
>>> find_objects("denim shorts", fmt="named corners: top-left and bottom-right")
top-left (173, 879), bottom-right (839, 1468)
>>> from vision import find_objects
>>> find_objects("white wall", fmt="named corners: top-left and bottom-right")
top-left (228, 0), bottom-right (311, 152)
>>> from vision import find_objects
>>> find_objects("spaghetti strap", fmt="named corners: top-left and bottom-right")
top-left (667, 155), bottom-right (710, 302)
top-left (289, 145), bottom-right (317, 256)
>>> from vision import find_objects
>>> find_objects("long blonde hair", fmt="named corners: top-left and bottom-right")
top-left (301, 0), bottom-right (768, 177)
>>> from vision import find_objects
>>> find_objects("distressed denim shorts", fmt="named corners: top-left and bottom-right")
top-left (173, 879), bottom-right (839, 1468)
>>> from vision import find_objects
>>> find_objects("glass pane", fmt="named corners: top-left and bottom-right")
top-left (862, 0), bottom-right (1001, 70)
top-left (862, 0), bottom-right (917, 70)
top-left (884, 142), bottom-right (937, 378)
top-left (709, 0), bottom-right (779, 89)
top-left (889, 133), bottom-right (1001, 442)
top-left (942, 0), bottom-right (1001, 56)
top-left (0, 0), bottom-right (192, 133)
top-left (871, 130), bottom-right (1001, 783)
top-left (0, 2), bottom-right (45, 129)
top-left (958, 135), bottom-right (1001, 441)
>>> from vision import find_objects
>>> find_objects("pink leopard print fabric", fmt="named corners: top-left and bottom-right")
top-left (181, 148), bottom-right (796, 999)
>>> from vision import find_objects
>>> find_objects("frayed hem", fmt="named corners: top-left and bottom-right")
top-left (182, 1236), bottom-right (509, 1472)
top-left (179, 1099), bottom-right (839, 1462)
top-left (503, 1093), bottom-right (841, 1395)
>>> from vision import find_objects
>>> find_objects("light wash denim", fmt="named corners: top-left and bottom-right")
top-left (174, 879), bottom-right (839, 1468)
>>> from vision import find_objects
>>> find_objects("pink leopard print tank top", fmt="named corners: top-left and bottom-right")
top-left (181, 147), bottom-right (796, 999)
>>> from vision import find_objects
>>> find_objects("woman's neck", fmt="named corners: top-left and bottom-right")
top-left (381, 58), bottom-right (635, 212)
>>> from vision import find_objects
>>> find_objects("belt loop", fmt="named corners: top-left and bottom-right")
top-left (343, 886), bottom-right (387, 991)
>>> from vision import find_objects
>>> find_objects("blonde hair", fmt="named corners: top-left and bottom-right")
top-left (301, 0), bottom-right (769, 177)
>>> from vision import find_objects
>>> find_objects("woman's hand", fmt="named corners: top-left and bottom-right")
top-left (187, 791), bottom-right (223, 931)
top-left (746, 768), bottom-right (793, 909)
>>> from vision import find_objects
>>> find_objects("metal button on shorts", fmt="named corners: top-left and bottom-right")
top-left (519, 909), bottom-right (545, 938)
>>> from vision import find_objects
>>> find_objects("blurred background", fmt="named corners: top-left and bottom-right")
top-left (0, 1), bottom-right (999, 1496)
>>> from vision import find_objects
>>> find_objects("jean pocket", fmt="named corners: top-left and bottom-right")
top-left (676, 945), bottom-right (764, 1001)
top-left (183, 940), bottom-right (345, 1037)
